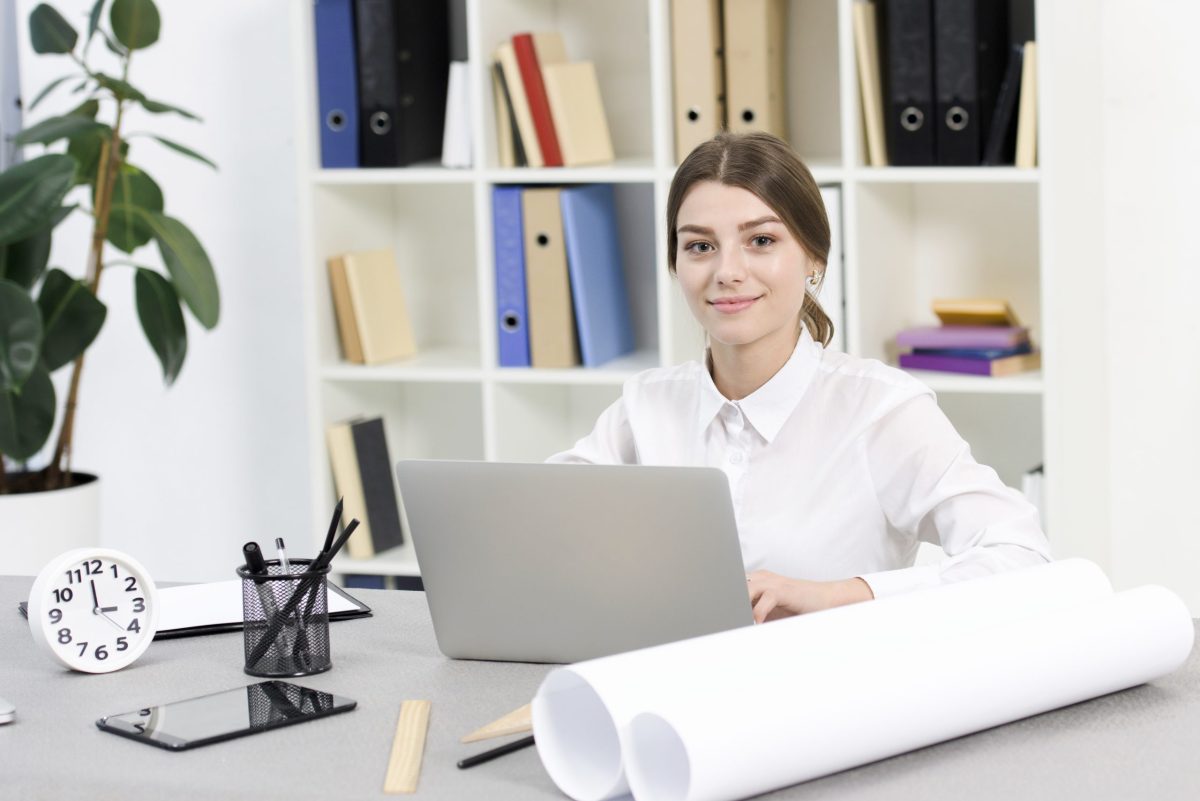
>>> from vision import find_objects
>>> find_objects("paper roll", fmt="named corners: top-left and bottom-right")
top-left (622, 585), bottom-right (1193, 801)
top-left (533, 559), bottom-right (1114, 801)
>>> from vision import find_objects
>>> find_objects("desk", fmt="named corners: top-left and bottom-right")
top-left (2, 576), bottom-right (1198, 801)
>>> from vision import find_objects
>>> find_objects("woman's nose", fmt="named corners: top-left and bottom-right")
top-left (714, 249), bottom-right (749, 285)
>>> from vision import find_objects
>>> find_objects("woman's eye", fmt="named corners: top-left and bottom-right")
top-left (686, 241), bottom-right (713, 254)
top-left (751, 235), bottom-right (774, 247)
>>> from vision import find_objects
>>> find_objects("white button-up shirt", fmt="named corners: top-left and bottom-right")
top-left (548, 328), bottom-right (1052, 598)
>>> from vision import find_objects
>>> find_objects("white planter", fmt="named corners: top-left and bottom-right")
top-left (0, 474), bottom-right (101, 576)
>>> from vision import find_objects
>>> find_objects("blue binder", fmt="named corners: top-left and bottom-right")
top-left (314, 0), bottom-right (359, 168)
top-left (492, 187), bottom-right (531, 367)
top-left (559, 185), bottom-right (635, 367)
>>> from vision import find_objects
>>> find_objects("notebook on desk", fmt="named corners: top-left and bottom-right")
top-left (395, 460), bottom-right (755, 663)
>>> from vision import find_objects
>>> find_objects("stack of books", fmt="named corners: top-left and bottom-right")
top-left (326, 416), bottom-right (405, 560)
top-left (491, 31), bottom-right (615, 168)
top-left (897, 299), bottom-right (1040, 377)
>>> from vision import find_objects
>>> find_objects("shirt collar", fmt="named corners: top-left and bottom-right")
top-left (696, 328), bottom-right (823, 444)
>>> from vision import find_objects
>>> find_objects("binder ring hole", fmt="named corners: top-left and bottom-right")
top-left (369, 111), bottom-right (392, 135)
top-left (946, 106), bottom-right (969, 132)
top-left (537, 234), bottom-right (550, 247)
top-left (326, 110), bottom-right (346, 132)
top-left (502, 312), bottom-right (520, 332)
top-left (741, 109), bottom-right (755, 123)
top-left (900, 106), bottom-right (924, 132)
top-left (687, 108), bottom-right (701, 123)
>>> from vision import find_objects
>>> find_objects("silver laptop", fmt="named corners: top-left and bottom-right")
top-left (395, 460), bottom-right (754, 663)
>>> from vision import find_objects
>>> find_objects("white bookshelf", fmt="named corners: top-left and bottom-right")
top-left (290, 0), bottom-right (1054, 583)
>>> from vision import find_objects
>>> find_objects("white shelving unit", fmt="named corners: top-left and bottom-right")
top-left (289, 0), bottom-right (1053, 582)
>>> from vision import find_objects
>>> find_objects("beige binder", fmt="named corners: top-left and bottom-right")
top-left (326, 420), bottom-right (375, 560)
top-left (521, 188), bottom-right (579, 368)
top-left (724, 0), bottom-right (787, 139)
top-left (338, 249), bottom-right (417, 364)
top-left (495, 42), bottom-right (543, 167)
top-left (542, 61), bottom-right (615, 166)
top-left (670, 0), bottom-right (725, 163)
top-left (852, 0), bottom-right (888, 167)
top-left (1014, 41), bottom-right (1038, 169)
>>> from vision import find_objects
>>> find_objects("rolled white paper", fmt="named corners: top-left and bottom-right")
top-left (533, 558), bottom-right (1115, 801)
top-left (622, 585), bottom-right (1194, 801)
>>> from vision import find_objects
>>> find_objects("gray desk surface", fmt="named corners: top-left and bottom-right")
top-left (1, 575), bottom-right (1198, 801)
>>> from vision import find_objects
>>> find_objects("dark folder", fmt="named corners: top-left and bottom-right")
top-left (353, 0), bottom-right (451, 167)
top-left (880, 0), bottom-right (936, 166)
top-left (932, 0), bottom-right (1008, 166)
top-left (314, 0), bottom-right (360, 168)
top-left (981, 43), bottom-right (1024, 165)
top-left (350, 417), bottom-right (405, 553)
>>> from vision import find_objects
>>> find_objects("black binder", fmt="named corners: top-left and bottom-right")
top-left (880, 0), bottom-right (936, 166)
top-left (932, 0), bottom-right (1008, 165)
top-left (981, 43), bottom-right (1024, 166)
top-left (354, 0), bottom-right (450, 167)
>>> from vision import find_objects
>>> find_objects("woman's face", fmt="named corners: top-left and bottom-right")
top-left (674, 181), bottom-right (813, 357)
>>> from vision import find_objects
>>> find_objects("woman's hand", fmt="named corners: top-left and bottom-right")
top-left (746, 571), bottom-right (874, 623)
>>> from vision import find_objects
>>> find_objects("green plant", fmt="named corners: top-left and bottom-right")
top-left (0, 0), bottom-right (218, 494)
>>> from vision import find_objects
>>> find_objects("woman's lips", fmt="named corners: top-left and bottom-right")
top-left (710, 296), bottom-right (760, 314)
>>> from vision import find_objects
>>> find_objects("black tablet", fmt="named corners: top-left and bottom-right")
top-left (96, 681), bottom-right (356, 750)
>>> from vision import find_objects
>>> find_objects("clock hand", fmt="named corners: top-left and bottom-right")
top-left (90, 579), bottom-right (100, 610)
top-left (99, 606), bottom-right (118, 613)
top-left (98, 610), bottom-right (126, 633)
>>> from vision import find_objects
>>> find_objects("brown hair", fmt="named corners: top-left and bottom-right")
top-left (666, 131), bottom-right (834, 346)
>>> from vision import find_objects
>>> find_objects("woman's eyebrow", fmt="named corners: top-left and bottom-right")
top-left (738, 216), bottom-right (782, 231)
top-left (677, 216), bottom-right (782, 236)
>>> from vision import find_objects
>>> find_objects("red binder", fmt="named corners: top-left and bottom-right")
top-left (512, 33), bottom-right (564, 167)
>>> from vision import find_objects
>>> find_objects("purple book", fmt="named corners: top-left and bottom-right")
top-left (899, 351), bottom-right (1040, 377)
top-left (895, 325), bottom-right (1028, 349)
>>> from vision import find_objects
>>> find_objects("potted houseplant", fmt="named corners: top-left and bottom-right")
top-left (0, 0), bottom-right (218, 572)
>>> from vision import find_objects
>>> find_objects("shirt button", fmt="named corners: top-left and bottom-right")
top-left (729, 451), bottom-right (744, 465)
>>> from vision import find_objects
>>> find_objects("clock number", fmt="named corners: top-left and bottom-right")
top-left (57, 628), bottom-right (72, 644)
top-left (125, 576), bottom-right (138, 592)
top-left (95, 645), bottom-right (109, 660)
top-left (132, 597), bottom-right (145, 613)
top-left (65, 568), bottom-right (83, 584)
top-left (76, 641), bottom-right (89, 656)
top-left (116, 637), bottom-right (129, 651)
top-left (127, 618), bottom-right (141, 633)
top-left (52, 587), bottom-right (73, 603)
top-left (110, 564), bottom-right (119, 579)
top-left (48, 608), bottom-right (62, 624)
top-left (84, 559), bottom-right (102, 575)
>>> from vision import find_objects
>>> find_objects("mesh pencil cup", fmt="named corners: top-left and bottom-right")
top-left (238, 558), bottom-right (332, 677)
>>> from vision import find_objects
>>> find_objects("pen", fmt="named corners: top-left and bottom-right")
top-left (457, 735), bottom-right (536, 769)
top-left (323, 498), bottom-right (344, 556)
top-left (243, 541), bottom-right (291, 658)
top-left (275, 537), bottom-right (292, 574)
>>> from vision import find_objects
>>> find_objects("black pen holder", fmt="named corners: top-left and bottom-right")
top-left (238, 559), bottom-right (332, 678)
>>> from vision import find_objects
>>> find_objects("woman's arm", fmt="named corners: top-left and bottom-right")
top-left (857, 393), bottom-right (1052, 599)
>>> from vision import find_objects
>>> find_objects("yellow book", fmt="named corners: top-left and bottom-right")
top-left (852, 0), bottom-right (887, 167)
top-left (1014, 41), bottom-right (1038, 168)
top-left (325, 420), bottom-right (375, 560)
top-left (932, 298), bottom-right (1021, 327)
top-left (542, 61), bottom-right (615, 167)
top-left (337, 249), bottom-right (417, 364)
top-left (327, 255), bottom-right (364, 363)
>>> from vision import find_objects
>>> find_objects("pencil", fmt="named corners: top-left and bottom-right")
top-left (456, 735), bottom-right (535, 769)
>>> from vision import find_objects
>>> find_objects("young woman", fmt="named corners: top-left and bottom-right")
top-left (549, 132), bottom-right (1051, 623)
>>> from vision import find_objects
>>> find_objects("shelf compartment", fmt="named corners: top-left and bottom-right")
top-left (322, 346), bottom-right (483, 383)
top-left (491, 382), bottom-right (623, 463)
top-left (853, 181), bottom-right (1041, 364)
top-left (310, 183), bottom-right (480, 366)
top-left (478, 0), bottom-right (654, 168)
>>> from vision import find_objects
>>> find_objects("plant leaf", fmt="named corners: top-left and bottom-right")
top-left (68, 98), bottom-right (101, 118)
top-left (138, 97), bottom-right (201, 121)
top-left (29, 3), bottom-right (78, 54)
top-left (28, 75), bottom-right (75, 112)
top-left (1, 226), bottom-right (53, 290)
top-left (93, 72), bottom-right (145, 102)
top-left (13, 114), bottom-right (109, 146)
top-left (110, 0), bottom-right (159, 51)
top-left (145, 135), bottom-right (216, 170)
top-left (106, 166), bottom-right (163, 253)
top-left (101, 28), bottom-right (127, 57)
top-left (114, 208), bottom-right (218, 328)
top-left (87, 0), bottom-right (105, 42)
top-left (0, 154), bottom-right (76, 246)
top-left (0, 363), bottom-right (56, 461)
top-left (67, 128), bottom-right (126, 187)
top-left (0, 281), bottom-right (43, 392)
top-left (36, 269), bottom-right (107, 371)
top-left (134, 268), bottom-right (186, 384)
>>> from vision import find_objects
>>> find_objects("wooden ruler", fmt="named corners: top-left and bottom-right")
top-left (384, 700), bottom-right (432, 794)
top-left (461, 702), bottom-right (532, 744)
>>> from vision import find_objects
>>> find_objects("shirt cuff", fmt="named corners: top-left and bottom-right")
top-left (858, 564), bottom-right (942, 600)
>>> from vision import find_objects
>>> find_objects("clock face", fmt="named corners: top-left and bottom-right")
top-left (27, 548), bottom-right (159, 674)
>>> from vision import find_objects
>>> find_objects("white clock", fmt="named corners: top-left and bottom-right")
top-left (27, 548), bottom-right (159, 673)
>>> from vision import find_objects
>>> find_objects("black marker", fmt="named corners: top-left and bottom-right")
top-left (457, 735), bottom-right (536, 769)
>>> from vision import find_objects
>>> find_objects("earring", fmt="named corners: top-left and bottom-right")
top-left (806, 272), bottom-right (821, 288)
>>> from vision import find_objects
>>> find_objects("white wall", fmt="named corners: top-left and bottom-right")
top-left (15, 0), bottom-right (309, 582)
top-left (1100, 2), bottom-right (1200, 607)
